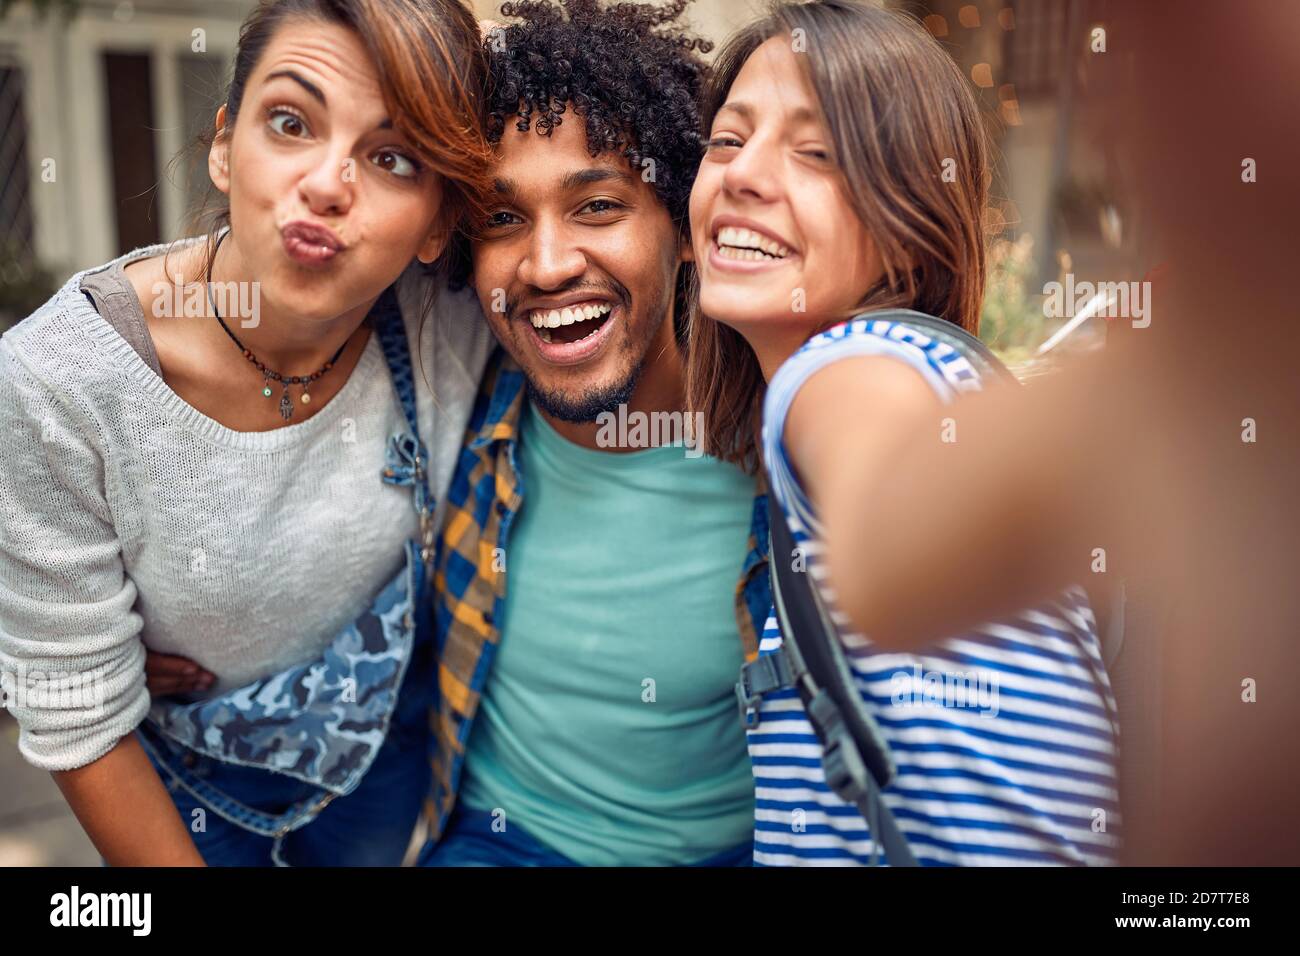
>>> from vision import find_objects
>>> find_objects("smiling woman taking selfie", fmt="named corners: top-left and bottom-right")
top-left (688, 0), bottom-right (1121, 866)
top-left (0, 0), bottom-right (494, 865)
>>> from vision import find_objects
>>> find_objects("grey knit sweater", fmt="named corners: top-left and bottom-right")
top-left (0, 242), bottom-right (494, 770)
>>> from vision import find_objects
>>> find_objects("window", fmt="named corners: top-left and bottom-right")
top-left (1005, 0), bottom-right (1070, 98)
top-left (0, 59), bottom-right (34, 261)
top-left (103, 51), bottom-right (162, 251)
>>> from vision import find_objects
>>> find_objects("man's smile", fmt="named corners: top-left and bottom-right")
top-left (528, 299), bottom-right (614, 344)
top-left (521, 300), bottom-right (622, 366)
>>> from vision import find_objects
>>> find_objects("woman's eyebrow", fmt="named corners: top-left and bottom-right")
top-left (266, 69), bottom-right (326, 106)
top-left (717, 99), bottom-right (819, 128)
top-left (716, 100), bottom-right (752, 123)
top-left (264, 68), bottom-right (394, 131)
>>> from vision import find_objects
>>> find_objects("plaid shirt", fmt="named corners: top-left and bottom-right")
top-left (423, 348), bottom-right (772, 838)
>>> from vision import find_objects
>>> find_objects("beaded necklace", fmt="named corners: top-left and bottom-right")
top-left (205, 232), bottom-right (347, 421)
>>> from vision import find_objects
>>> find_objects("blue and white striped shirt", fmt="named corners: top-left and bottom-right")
top-left (752, 315), bottom-right (1122, 866)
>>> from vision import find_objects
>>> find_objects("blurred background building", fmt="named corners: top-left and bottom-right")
top-left (1, 0), bottom-right (1132, 356)
top-left (0, 0), bottom-right (1131, 863)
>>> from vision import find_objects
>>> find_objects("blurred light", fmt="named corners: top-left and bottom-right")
top-left (998, 7), bottom-right (1016, 31)
top-left (959, 5), bottom-right (981, 29)
top-left (971, 63), bottom-right (994, 88)
top-left (999, 99), bottom-right (1023, 125)
top-left (923, 14), bottom-right (949, 38)
top-left (1099, 205), bottom-right (1123, 248)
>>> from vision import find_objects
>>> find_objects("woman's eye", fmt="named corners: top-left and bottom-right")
top-left (268, 109), bottom-right (309, 138)
top-left (485, 210), bottom-right (521, 229)
top-left (705, 135), bottom-right (743, 151)
top-left (371, 149), bottom-right (420, 179)
top-left (799, 147), bottom-right (832, 162)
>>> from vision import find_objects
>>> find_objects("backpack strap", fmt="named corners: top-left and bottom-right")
top-left (743, 310), bottom-right (1017, 867)
top-left (735, 645), bottom-right (796, 729)
top-left (752, 495), bottom-right (919, 867)
top-left (860, 308), bottom-right (1020, 386)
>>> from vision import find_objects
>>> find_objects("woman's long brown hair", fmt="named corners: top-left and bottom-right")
top-left (177, 0), bottom-right (493, 281)
top-left (686, 0), bottom-right (990, 471)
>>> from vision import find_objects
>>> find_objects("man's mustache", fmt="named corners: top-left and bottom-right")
top-left (504, 280), bottom-right (632, 323)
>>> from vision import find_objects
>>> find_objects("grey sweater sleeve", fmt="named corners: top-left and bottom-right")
top-left (0, 335), bottom-right (150, 771)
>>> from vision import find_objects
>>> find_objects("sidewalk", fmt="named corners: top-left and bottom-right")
top-left (0, 711), bottom-right (98, 866)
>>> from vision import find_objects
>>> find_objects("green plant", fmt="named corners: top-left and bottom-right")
top-left (980, 233), bottom-right (1045, 366)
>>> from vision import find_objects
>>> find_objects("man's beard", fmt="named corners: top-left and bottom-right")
top-left (505, 273), bottom-right (671, 424)
top-left (524, 360), bottom-right (644, 423)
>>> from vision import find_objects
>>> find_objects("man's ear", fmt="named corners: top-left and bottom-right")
top-left (208, 104), bottom-right (232, 196)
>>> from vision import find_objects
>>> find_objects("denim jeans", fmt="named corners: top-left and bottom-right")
top-left (418, 804), bottom-right (753, 867)
top-left (138, 627), bottom-right (434, 867)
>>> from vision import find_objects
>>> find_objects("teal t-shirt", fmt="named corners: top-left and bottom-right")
top-left (458, 401), bottom-right (756, 865)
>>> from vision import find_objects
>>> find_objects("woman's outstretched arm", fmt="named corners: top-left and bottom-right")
top-left (784, 347), bottom-right (1173, 650)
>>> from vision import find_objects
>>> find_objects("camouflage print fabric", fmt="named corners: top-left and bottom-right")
top-left (147, 539), bottom-right (422, 795)
top-left (145, 286), bottom-right (433, 797)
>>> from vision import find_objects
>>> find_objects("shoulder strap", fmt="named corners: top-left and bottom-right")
top-left (371, 285), bottom-right (436, 565)
top-left (756, 310), bottom-right (1014, 867)
top-left (856, 309), bottom-right (1020, 386)
top-left (371, 285), bottom-right (420, 437)
top-left (766, 497), bottom-right (919, 867)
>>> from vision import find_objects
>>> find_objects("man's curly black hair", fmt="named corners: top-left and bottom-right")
top-left (447, 0), bottom-right (712, 289)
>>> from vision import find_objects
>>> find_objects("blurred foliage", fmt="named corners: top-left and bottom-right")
top-left (980, 233), bottom-right (1047, 367)
top-left (0, 0), bottom-right (80, 18)
top-left (0, 240), bottom-right (58, 331)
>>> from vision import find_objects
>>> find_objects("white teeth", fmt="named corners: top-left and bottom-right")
top-left (717, 245), bottom-right (782, 262)
top-left (529, 301), bottom-right (613, 329)
top-left (716, 225), bottom-right (790, 258)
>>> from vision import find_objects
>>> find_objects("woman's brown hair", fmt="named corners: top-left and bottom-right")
top-left (178, 0), bottom-right (493, 280)
top-left (686, 0), bottom-right (990, 470)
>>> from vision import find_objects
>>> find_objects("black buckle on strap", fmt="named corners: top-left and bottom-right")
top-left (806, 690), bottom-right (871, 805)
top-left (736, 648), bottom-right (796, 730)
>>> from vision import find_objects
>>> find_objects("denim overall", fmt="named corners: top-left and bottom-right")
top-left (134, 286), bottom-right (437, 866)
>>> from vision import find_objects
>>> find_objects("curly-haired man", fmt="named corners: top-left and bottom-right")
top-left (419, 0), bottom-right (770, 866)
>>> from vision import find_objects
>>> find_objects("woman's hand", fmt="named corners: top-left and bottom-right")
top-left (144, 651), bottom-right (215, 697)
